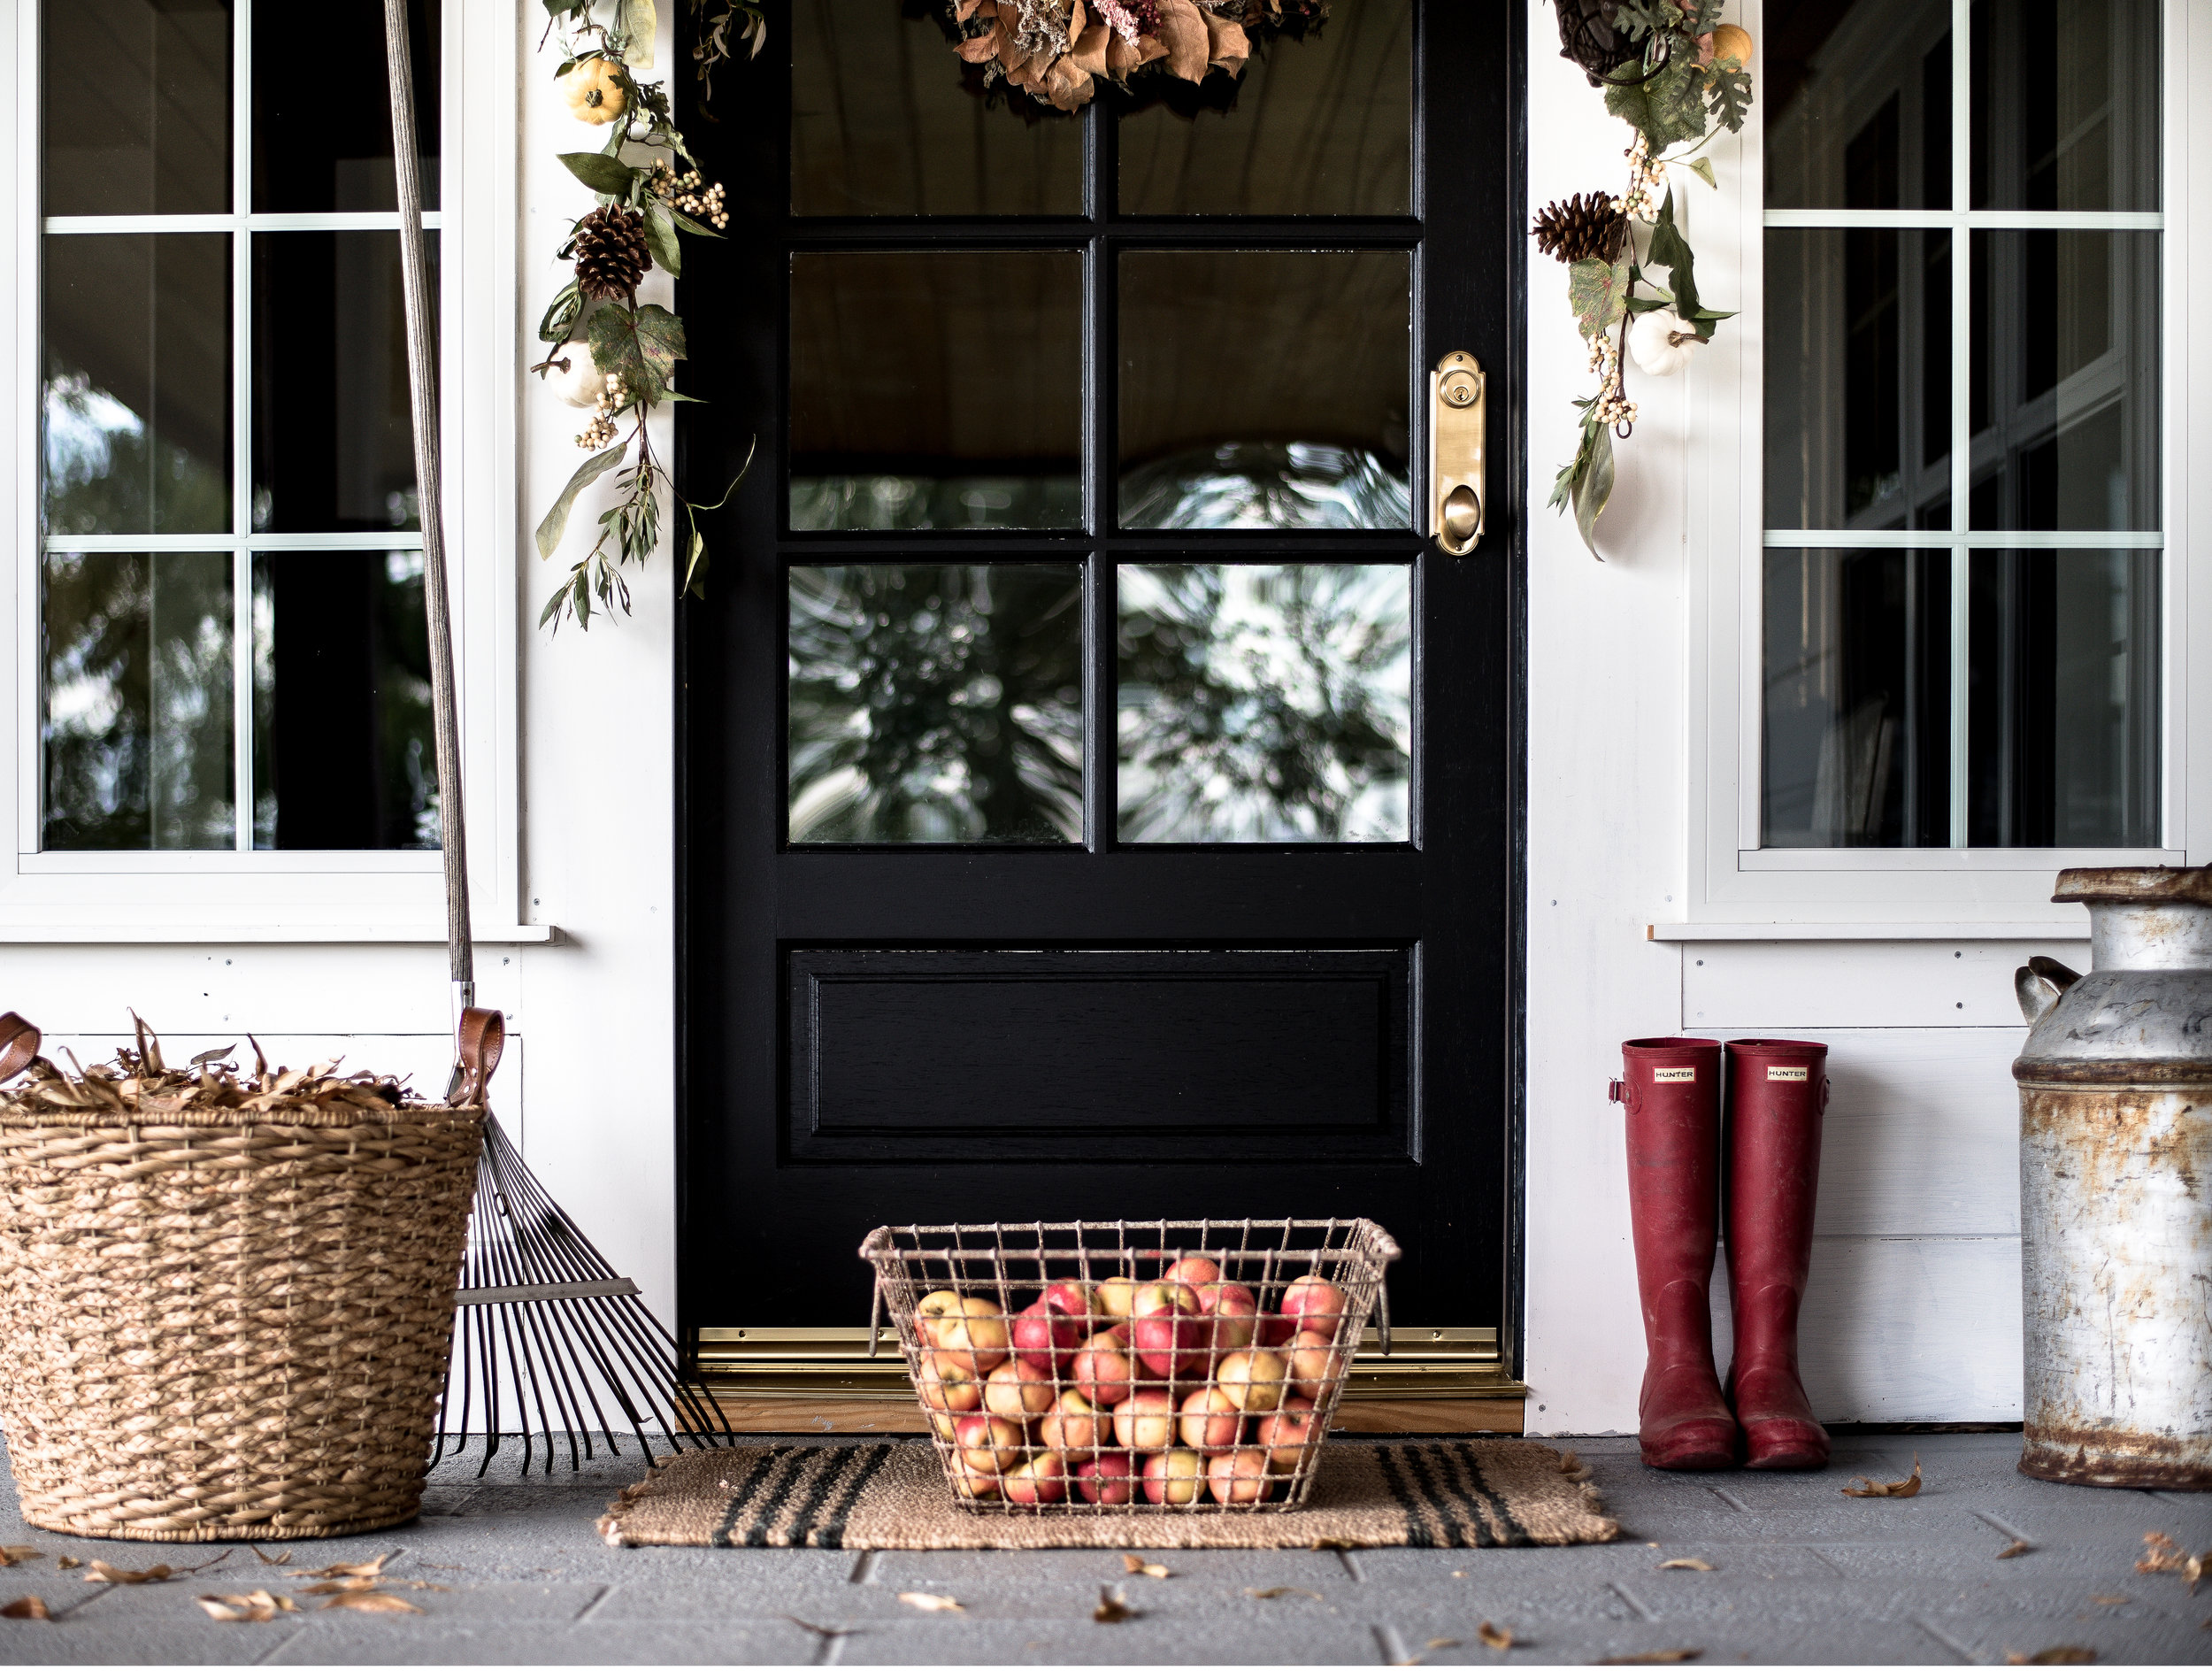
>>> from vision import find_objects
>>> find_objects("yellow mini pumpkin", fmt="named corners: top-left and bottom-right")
top-left (1710, 23), bottom-right (1753, 65)
top-left (561, 58), bottom-right (627, 125)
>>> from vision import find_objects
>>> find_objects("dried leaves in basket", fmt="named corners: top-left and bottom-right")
top-left (0, 1015), bottom-right (420, 1115)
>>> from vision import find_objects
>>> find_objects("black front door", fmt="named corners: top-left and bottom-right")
top-left (680, 0), bottom-right (1523, 1344)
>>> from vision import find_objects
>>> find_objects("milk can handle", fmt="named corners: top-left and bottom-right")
top-left (2015, 955), bottom-right (2082, 1026)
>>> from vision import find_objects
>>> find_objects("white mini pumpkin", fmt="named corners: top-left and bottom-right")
top-left (1629, 308), bottom-right (1705, 378)
top-left (541, 341), bottom-right (603, 408)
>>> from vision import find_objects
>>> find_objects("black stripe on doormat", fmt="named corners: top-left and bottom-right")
top-left (782, 1443), bottom-right (871, 1547)
top-left (1397, 1443), bottom-right (1473, 1546)
top-left (710, 1451), bottom-right (788, 1548)
top-left (814, 1442), bottom-right (894, 1550)
top-left (1450, 1440), bottom-right (1531, 1546)
top-left (1374, 1445), bottom-right (1436, 1548)
top-left (739, 1447), bottom-right (823, 1548)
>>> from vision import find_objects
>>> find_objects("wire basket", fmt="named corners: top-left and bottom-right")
top-left (858, 1218), bottom-right (1399, 1514)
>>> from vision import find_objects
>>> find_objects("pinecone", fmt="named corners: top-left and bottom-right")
top-left (1532, 192), bottom-right (1627, 265)
top-left (573, 204), bottom-right (652, 301)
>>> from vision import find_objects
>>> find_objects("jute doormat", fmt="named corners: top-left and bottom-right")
top-left (598, 1441), bottom-right (1618, 1551)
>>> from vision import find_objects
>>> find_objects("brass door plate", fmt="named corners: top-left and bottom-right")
top-left (1428, 351), bottom-right (1486, 555)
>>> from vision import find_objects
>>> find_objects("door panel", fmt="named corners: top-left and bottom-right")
top-left (680, 0), bottom-right (1522, 1344)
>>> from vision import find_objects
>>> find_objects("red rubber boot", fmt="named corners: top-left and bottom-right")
top-left (1724, 1038), bottom-right (1832, 1471)
top-left (1612, 1038), bottom-right (1737, 1472)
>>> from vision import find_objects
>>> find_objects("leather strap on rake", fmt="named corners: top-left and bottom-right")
top-left (446, 1006), bottom-right (506, 1108)
top-left (0, 1012), bottom-right (42, 1084)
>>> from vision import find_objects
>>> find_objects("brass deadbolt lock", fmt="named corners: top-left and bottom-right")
top-left (1429, 351), bottom-right (1486, 555)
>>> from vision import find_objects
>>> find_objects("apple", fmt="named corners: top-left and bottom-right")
top-left (1141, 1449), bottom-right (1208, 1506)
top-left (936, 1301), bottom-right (1012, 1376)
top-left (1161, 1255), bottom-right (1222, 1289)
top-left (1286, 1329), bottom-right (1348, 1403)
top-left (1254, 1312), bottom-right (1296, 1349)
top-left (1255, 1394), bottom-right (1320, 1470)
top-left (1071, 1332), bottom-right (1138, 1408)
top-left (983, 1357), bottom-right (1056, 1425)
top-left (1196, 1282), bottom-right (1259, 1352)
top-left (1039, 1389), bottom-right (1102, 1460)
top-left (1074, 1451), bottom-right (1139, 1506)
top-left (1131, 1303), bottom-right (1210, 1378)
top-left (1010, 1298), bottom-right (1084, 1372)
top-left (1094, 1276), bottom-right (1139, 1320)
top-left (914, 1352), bottom-right (984, 1429)
top-left (953, 1413), bottom-right (1025, 1473)
top-left (947, 1457), bottom-right (1002, 1500)
top-left (914, 1289), bottom-right (966, 1345)
top-left (1041, 1280), bottom-right (1096, 1323)
top-left (1178, 1384), bottom-right (1245, 1451)
top-left (1002, 1451), bottom-right (1070, 1505)
top-left (1215, 1349), bottom-right (1290, 1413)
top-left (1112, 1388), bottom-right (1179, 1453)
top-left (1131, 1281), bottom-right (1202, 1320)
top-left (1207, 1446), bottom-right (1273, 1506)
top-left (1280, 1274), bottom-right (1347, 1339)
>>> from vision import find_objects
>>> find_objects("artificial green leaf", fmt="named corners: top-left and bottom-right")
top-left (1606, 57), bottom-right (1709, 150)
top-left (1572, 420), bottom-right (1617, 559)
top-left (665, 205), bottom-right (721, 239)
top-left (560, 151), bottom-right (639, 198)
top-left (538, 279), bottom-right (585, 346)
top-left (618, 0), bottom-right (657, 67)
top-left (1704, 61), bottom-right (1754, 133)
top-left (588, 302), bottom-right (687, 404)
top-left (1624, 291), bottom-right (1673, 312)
top-left (534, 444), bottom-right (627, 560)
top-left (683, 524), bottom-right (708, 599)
top-left (641, 201), bottom-right (682, 278)
top-left (1646, 190), bottom-right (1701, 321)
top-left (1566, 256), bottom-right (1634, 342)
top-left (543, 0), bottom-right (589, 15)
top-left (1684, 156), bottom-right (1717, 189)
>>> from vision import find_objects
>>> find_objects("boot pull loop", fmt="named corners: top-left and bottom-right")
top-left (1820, 1074), bottom-right (1832, 1116)
top-left (1608, 1079), bottom-right (1624, 1105)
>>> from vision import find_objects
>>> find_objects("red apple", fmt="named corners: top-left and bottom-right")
top-left (1197, 1282), bottom-right (1259, 1352)
top-left (1041, 1280), bottom-right (1096, 1324)
top-left (1216, 1349), bottom-right (1289, 1413)
top-left (914, 1289), bottom-right (966, 1345)
top-left (947, 1457), bottom-right (1002, 1500)
top-left (1075, 1451), bottom-right (1139, 1506)
top-left (1255, 1312), bottom-right (1296, 1348)
top-left (936, 1301), bottom-right (1011, 1377)
top-left (1094, 1276), bottom-right (1139, 1320)
top-left (1255, 1394), bottom-right (1320, 1470)
top-left (1010, 1298), bottom-right (1083, 1372)
top-left (1132, 1281), bottom-right (1202, 1320)
top-left (982, 1357), bottom-right (1056, 1425)
top-left (1141, 1449), bottom-right (1207, 1506)
top-left (1286, 1329), bottom-right (1348, 1403)
top-left (914, 1351), bottom-right (985, 1436)
top-left (1280, 1274), bottom-right (1347, 1339)
top-left (1208, 1446), bottom-right (1273, 1506)
top-left (1178, 1385), bottom-right (1245, 1451)
top-left (1131, 1303), bottom-right (1210, 1378)
top-left (1002, 1451), bottom-right (1069, 1505)
top-left (954, 1413), bottom-right (1025, 1473)
top-left (1071, 1332), bottom-right (1138, 1408)
top-left (1039, 1389), bottom-right (1102, 1460)
top-left (1113, 1388), bottom-right (1179, 1452)
top-left (1161, 1255), bottom-right (1222, 1289)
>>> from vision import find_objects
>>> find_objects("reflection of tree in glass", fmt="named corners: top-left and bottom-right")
top-left (42, 374), bottom-right (228, 536)
top-left (42, 551), bottom-right (234, 851)
top-left (787, 565), bottom-right (1082, 843)
top-left (1118, 565), bottom-right (1410, 843)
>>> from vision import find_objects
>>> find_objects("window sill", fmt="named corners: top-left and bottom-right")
top-left (1647, 920), bottom-right (2087, 943)
top-left (0, 923), bottom-right (562, 944)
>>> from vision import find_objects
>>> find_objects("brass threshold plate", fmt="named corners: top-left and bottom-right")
top-left (697, 1325), bottom-right (1525, 1403)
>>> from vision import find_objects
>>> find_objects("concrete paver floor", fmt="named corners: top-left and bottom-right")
top-left (0, 1431), bottom-right (2206, 1666)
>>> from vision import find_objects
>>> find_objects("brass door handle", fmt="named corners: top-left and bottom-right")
top-left (1429, 351), bottom-right (1486, 555)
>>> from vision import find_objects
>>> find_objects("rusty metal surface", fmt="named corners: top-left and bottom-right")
top-left (2053, 866), bottom-right (2212, 908)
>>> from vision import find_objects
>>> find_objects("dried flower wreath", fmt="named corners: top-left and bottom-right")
top-left (948, 0), bottom-right (1328, 111)
top-left (1538, 0), bottom-right (1754, 558)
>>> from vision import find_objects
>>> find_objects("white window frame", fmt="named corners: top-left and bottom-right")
top-left (0, 0), bottom-right (537, 942)
top-left (1673, 0), bottom-right (2212, 936)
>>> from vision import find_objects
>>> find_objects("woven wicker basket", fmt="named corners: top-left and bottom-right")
top-left (0, 1105), bottom-right (483, 1541)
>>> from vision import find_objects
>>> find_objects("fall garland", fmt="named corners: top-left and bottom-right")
top-left (1539, 0), bottom-right (1753, 558)
top-left (949, 0), bottom-right (1326, 112)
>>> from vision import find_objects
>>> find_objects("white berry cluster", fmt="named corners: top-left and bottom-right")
top-left (649, 159), bottom-right (730, 230)
top-left (576, 373), bottom-right (627, 450)
top-left (1612, 133), bottom-right (1665, 223)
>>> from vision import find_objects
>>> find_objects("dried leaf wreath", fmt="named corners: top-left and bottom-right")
top-left (949, 0), bottom-right (1328, 112)
top-left (1540, 0), bottom-right (1754, 558)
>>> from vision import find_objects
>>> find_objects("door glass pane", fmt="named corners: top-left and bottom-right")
top-left (1969, 230), bottom-right (2158, 531)
top-left (252, 232), bottom-right (433, 533)
top-left (1765, 0), bottom-right (1952, 211)
top-left (252, 552), bottom-right (438, 850)
top-left (1762, 549), bottom-right (1952, 848)
top-left (788, 564), bottom-right (1083, 843)
top-left (790, 252), bottom-right (1083, 530)
top-left (791, 1), bottom-right (1082, 215)
top-left (43, 235), bottom-right (232, 537)
top-left (1118, 563), bottom-right (1410, 843)
top-left (1118, 251), bottom-right (1409, 529)
top-left (1968, 550), bottom-right (2159, 845)
top-left (1117, 0), bottom-right (1411, 216)
top-left (42, 550), bottom-right (234, 851)
top-left (253, 0), bottom-right (439, 212)
top-left (1972, 0), bottom-right (2158, 212)
top-left (42, 0), bottom-right (230, 217)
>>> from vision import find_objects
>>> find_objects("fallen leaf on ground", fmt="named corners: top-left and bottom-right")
top-left (783, 1615), bottom-right (847, 1637)
top-left (0, 1596), bottom-right (49, 1620)
top-left (2136, 1532), bottom-right (2207, 1593)
top-left (1478, 1621), bottom-right (1515, 1649)
top-left (318, 1592), bottom-right (421, 1614)
top-left (1431, 1637), bottom-right (1463, 1651)
top-left (1093, 1586), bottom-right (1137, 1623)
top-left (1451, 1570), bottom-right (1466, 1578)
top-left (1839, 1455), bottom-right (1922, 1498)
top-left (84, 1561), bottom-right (173, 1584)
top-left (1247, 1586), bottom-right (1323, 1601)
top-left (1657, 1558), bottom-right (1714, 1571)
top-left (1597, 1651), bottom-right (1702, 1665)
top-left (54, 1559), bottom-right (80, 1572)
top-left (197, 1590), bottom-right (298, 1622)
top-left (896, 1592), bottom-right (963, 1613)
top-left (1997, 1542), bottom-right (2032, 1559)
top-left (2090, 1595), bottom-right (2128, 1605)
top-left (289, 1553), bottom-right (389, 1582)
top-left (1122, 1554), bottom-right (1171, 1579)
top-left (2004, 1648), bottom-right (2095, 1665)
top-left (247, 1546), bottom-right (291, 1566)
top-left (0, 1548), bottom-right (42, 1567)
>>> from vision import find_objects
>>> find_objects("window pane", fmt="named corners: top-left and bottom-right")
top-left (1765, 0), bottom-right (1952, 212)
top-left (1118, 251), bottom-right (1409, 530)
top-left (1969, 230), bottom-right (2158, 531)
top-left (42, 550), bottom-right (234, 851)
top-left (43, 235), bottom-right (232, 537)
top-left (252, 232), bottom-right (432, 533)
top-left (1762, 549), bottom-right (1950, 848)
top-left (789, 252), bottom-right (1082, 530)
top-left (251, 552), bottom-right (437, 850)
top-left (1971, 0), bottom-right (2158, 212)
top-left (788, 564), bottom-right (1082, 843)
top-left (42, 0), bottom-right (229, 217)
top-left (1118, 564), bottom-right (1410, 843)
top-left (1967, 550), bottom-right (2159, 846)
top-left (1118, 0), bottom-right (1410, 215)
top-left (1763, 228), bottom-right (1949, 530)
top-left (253, 0), bottom-right (439, 212)
top-left (790, 1), bottom-right (1081, 215)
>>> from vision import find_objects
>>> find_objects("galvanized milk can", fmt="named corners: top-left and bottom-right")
top-left (2013, 868), bottom-right (2212, 1489)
